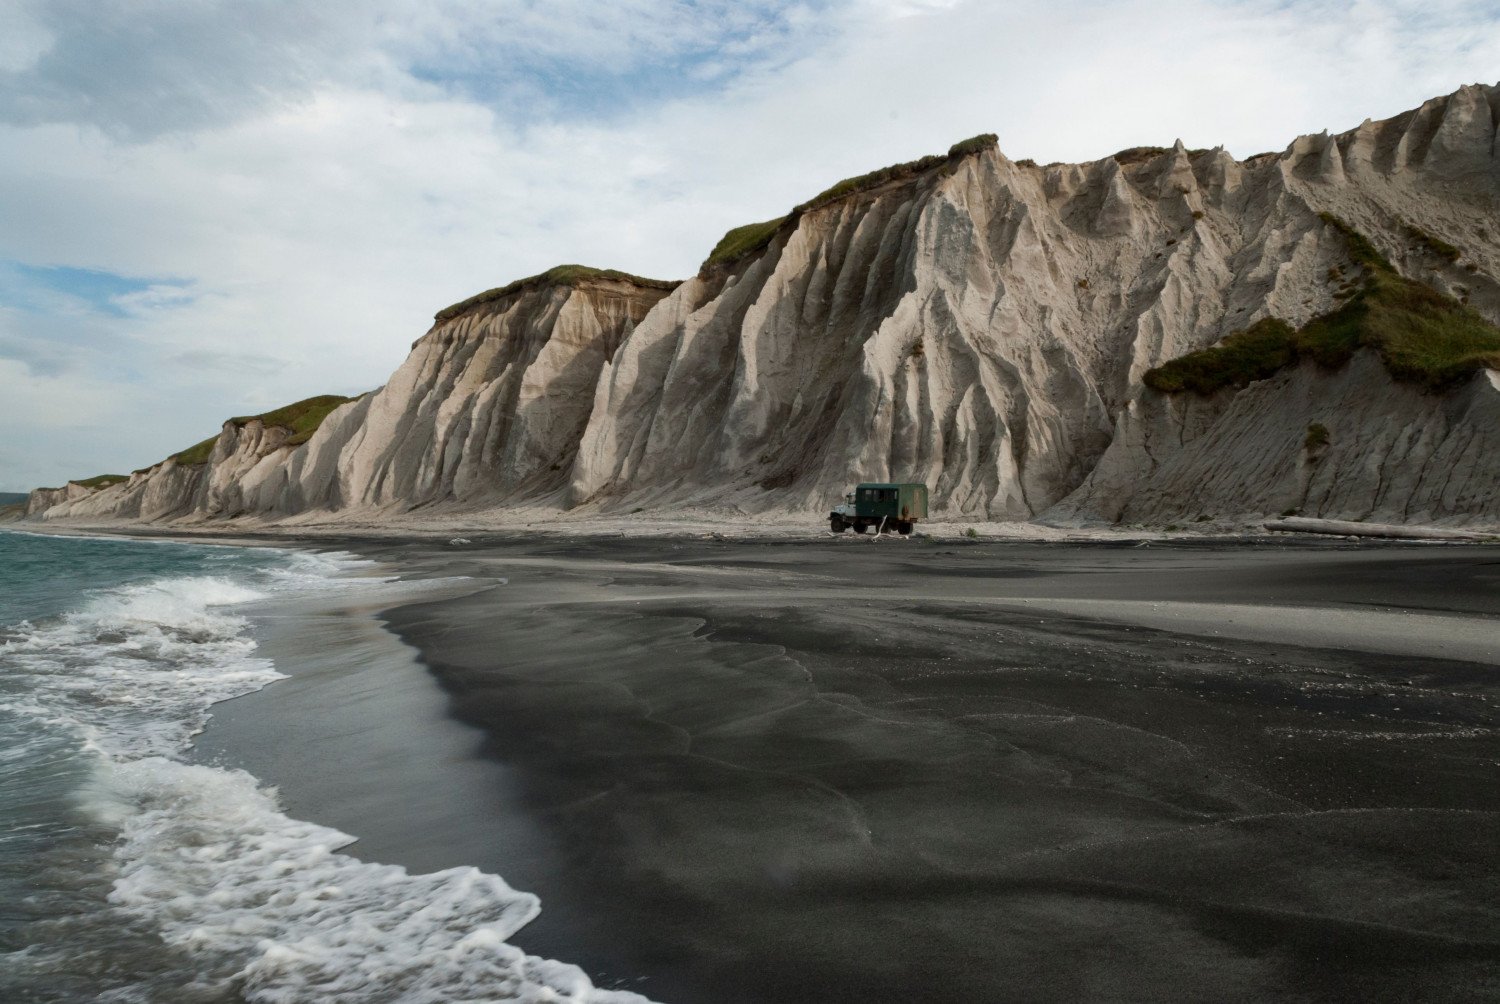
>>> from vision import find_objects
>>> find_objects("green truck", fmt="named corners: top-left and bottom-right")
top-left (829, 482), bottom-right (929, 535)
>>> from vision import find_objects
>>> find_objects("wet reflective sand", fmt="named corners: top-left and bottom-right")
top-left (218, 536), bottom-right (1500, 1002)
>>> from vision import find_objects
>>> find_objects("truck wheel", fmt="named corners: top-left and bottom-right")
top-left (852, 523), bottom-right (867, 534)
top-left (830, 517), bottom-right (845, 533)
top-left (898, 521), bottom-right (913, 535)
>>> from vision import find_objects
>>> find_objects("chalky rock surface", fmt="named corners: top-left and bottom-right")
top-left (29, 83), bottom-right (1500, 528)
top-left (34, 279), bottom-right (669, 524)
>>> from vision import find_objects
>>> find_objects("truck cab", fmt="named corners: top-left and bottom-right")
top-left (830, 482), bottom-right (928, 535)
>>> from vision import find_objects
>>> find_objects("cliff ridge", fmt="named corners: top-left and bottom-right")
top-left (29, 84), bottom-right (1500, 529)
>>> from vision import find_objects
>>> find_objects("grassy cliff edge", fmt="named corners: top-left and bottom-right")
top-left (1145, 215), bottom-right (1500, 395)
top-left (434, 265), bottom-right (679, 324)
top-left (699, 133), bottom-right (999, 274)
top-left (168, 394), bottom-right (358, 466)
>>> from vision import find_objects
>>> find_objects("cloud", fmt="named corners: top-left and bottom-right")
top-left (167, 349), bottom-right (286, 375)
top-left (0, 355), bottom-right (148, 490)
top-left (0, 1), bottom-right (373, 139)
top-left (0, 0), bottom-right (830, 138)
top-left (1, 0), bottom-right (1498, 492)
top-left (0, 2), bottom-right (53, 74)
top-left (113, 283), bottom-right (196, 315)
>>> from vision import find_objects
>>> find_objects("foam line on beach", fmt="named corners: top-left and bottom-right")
top-left (0, 540), bottom-right (651, 1003)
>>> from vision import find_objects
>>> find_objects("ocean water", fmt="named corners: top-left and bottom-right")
top-left (0, 530), bottom-right (648, 1004)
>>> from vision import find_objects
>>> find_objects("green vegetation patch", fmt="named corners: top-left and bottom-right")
top-left (230, 394), bottom-right (357, 446)
top-left (1401, 221), bottom-right (1462, 262)
top-left (1316, 212), bottom-right (1391, 272)
top-left (435, 265), bottom-right (679, 323)
top-left (1143, 319), bottom-right (1297, 394)
top-left (1112, 146), bottom-right (1169, 165)
top-left (699, 133), bottom-right (1000, 275)
top-left (73, 474), bottom-right (128, 490)
top-left (171, 435), bottom-right (221, 467)
top-left (701, 217), bottom-right (789, 271)
top-left (1340, 271), bottom-right (1500, 386)
top-left (947, 133), bottom-right (1000, 158)
top-left (171, 393), bottom-right (359, 466)
top-left (1145, 215), bottom-right (1500, 395)
top-left (800, 133), bottom-right (1000, 214)
top-left (1304, 423), bottom-right (1330, 450)
top-left (796, 149), bottom-right (957, 214)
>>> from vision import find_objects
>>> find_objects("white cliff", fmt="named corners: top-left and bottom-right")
top-left (34, 274), bottom-right (671, 524)
top-left (28, 83), bottom-right (1500, 529)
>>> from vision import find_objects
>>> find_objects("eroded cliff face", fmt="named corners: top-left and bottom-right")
top-left (29, 83), bottom-right (1500, 528)
top-left (35, 278), bottom-right (670, 524)
top-left (1053, 356), bottom-right (1500, 525)
top-left (571, 82), bottom-right (1500, 523)
top-left (32, 419), bottom-right (305, 523)
top-left (290, 275), bottom-right (667, 515)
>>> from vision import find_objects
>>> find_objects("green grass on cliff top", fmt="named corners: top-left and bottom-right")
top-left (699, 133), bottom-right (999, 273)
top-left (73, 474), bottom-right (128, 490)
top-left (1144, 214), bottom-right (1500, 395)
top-left (169, 435), bottom-right (221, 467)
top-left (169, 394), bottom-right (357, 466)
top-left (434, 265), bottom-right (680, 323)
top-left (702, 218), bottom-right (788, 273)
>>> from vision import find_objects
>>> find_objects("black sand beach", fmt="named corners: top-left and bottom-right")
top-left (207, 535), bottom-right (1500, 1002)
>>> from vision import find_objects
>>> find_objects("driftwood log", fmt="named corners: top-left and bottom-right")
top-left (1263, 516), bottom-right (1488, 542)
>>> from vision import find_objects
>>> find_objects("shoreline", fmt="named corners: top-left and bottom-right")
top-left (185, 539), bottom-right (663, 997)
top-left (189, 559), bottom-right (507, 872)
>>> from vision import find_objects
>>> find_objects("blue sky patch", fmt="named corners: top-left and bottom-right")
top-left (411, 57), bottom-right (731, 121)
top-left (404, 1), bottom-right (828, 123)
top-left (0, 261), bottom-right (191, 318)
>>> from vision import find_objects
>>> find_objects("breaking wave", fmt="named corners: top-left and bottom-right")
top-left (0, 538), bottom-right (649, 1003)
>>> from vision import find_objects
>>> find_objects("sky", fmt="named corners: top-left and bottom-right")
top-left (2, 0), bottom-right (1498, 492)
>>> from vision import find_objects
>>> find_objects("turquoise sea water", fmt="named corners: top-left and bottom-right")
top-left (0, 529), bottom-right (285, 625)
top-left (0, 531), bottom-right (648, 1004)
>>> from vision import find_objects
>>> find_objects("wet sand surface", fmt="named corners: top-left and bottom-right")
top-left (218, 536), bottom-right (1500, 1002)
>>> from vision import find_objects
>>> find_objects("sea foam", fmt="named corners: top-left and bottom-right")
top-left (1, 546), bottom-right (650, 1003)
